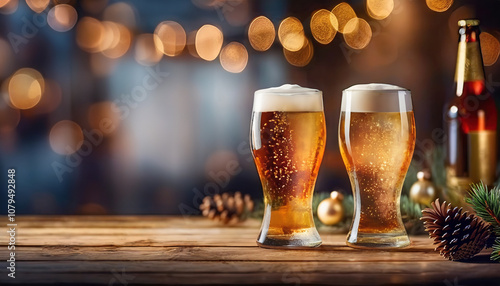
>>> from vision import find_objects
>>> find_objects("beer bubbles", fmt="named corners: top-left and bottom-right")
top-left (310, 9), bottom-right (338, 45)
top-left (154, 21), bottom-right (186, 57)
top-left (278, 17), bottom-right (306, 52)
top-left (248, 16), bottom-right (275, 52)
top-left (49, 120), bottom-right (84, 155)
top-left (195, 24), bottom-right (223, 61)
top-left (8, 68), bottom-right (44, 110)
top-left (219, 42), bottom-right (248, 73)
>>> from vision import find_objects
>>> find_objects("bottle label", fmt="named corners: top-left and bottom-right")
top-left (455, 42), bottom-right (485, 88)
top-left (467, 130), bottom-right (497, 186)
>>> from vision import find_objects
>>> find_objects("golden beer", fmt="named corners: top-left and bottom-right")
top-left (251, 85), bottom-right (325, 248)
top-left (339, 84), bottom-right (415, 248)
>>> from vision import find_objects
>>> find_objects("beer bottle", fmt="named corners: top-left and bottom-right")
top-left (445, 19), bottom-right (498, 205)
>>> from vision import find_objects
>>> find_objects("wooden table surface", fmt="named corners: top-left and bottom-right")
top-left (1, 216), bottom-right (499, 285)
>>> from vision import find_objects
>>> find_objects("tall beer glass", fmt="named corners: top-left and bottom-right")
top-left (339, 84), bottom-right (416, 248)
top-left (251, 84), bottom-right (326, 248)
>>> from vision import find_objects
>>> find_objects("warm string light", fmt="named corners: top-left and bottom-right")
top-left (26, 0), bottom-right (49, 13)
top-left (8, 68), bottom-right (44, 110)
top-left (367, 0), bottom-right (394, 20)
top-left (310, 9), bottom-right (338, 45)
top-left (49, 120), bottom-right (84, 155)
top-left (154, 21), bottom-right (186, 57)
top-left (426, 0), bottom-right (454, 12)
top-left (195, 24), bottom-right (223, 61)
top-left (47, 4), bottom-right (78, 32)
top-left (248, 16), bottom-right (275, 52)
top-left (134, 33), bottom-right (163, 66)
top-left (278, 17), bottom-right (306, 52)
top-left (219, 42), bottom-right (248, 73)
top-left (480, 32), bottom-right (500, 66)
top-left (343, 18), bottom-right (373, 50)
top-left (332, 2), bottom-right (357, 34)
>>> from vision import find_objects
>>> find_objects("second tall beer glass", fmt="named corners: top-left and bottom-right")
top-left (251, 84), bottom-right (326, 248)
top-left (339, 84), bottom-right (416, 248)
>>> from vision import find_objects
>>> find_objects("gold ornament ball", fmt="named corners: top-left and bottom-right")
top-left (317, 191), bottom-right (344, 225)
top-left (409, 171), bottom-right (437, 206)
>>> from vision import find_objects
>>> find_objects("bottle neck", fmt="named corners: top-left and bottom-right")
top-left (454, 26), bottom-right (486, 96)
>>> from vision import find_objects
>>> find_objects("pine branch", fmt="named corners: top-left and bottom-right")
top-left (492, 239), bottom-right (500, 262)
top-left (466, 182), bottom-right (500, 232)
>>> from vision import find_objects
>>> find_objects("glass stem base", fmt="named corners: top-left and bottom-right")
top-left (347, 232), bottom-right (410, 249)
top-left (257, 228), bottom-right (322, 249)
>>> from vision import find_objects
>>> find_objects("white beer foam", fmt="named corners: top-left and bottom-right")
top-left (253, 84), bottom-right (323, 112)
top-left (341, 83), bottom-right (412, 112)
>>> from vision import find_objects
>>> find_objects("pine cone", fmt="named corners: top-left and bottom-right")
top-left (421, 199), bottom-right (493, 261)
top-left (199, 192), bottom-right (254, 224)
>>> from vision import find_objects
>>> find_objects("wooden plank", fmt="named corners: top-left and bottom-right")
top-left (6, 260), bottom-right (500, 274)
top-left (0, 269), bottom-right (498, 285)
top-left (14, 215), bottom-right (261, 229)
top-left (0, 234), bottom-right (436, 248)
top-left (0, 245), bottom-right (454, 262)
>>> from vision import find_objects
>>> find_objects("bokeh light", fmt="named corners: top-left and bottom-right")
top-left (283, 37), bottom-right (314, 67)
top-left (47, 4), bottom-right (78, 32)
top-left (332, 2), bottom-right (357, 33)
top-left (8, 68), bottom-right (44, 110)
top-left (80, 0), bottom-right (108, 14)
top-left (154, 21), bottom-right (186, 57)
top-left (278, 17), bottom-right (306, 52)
top-left (134, 33), bottom-right (163, 66)
top-left (0, 100), bottom-right (20, 133)
top-left (101, 23), bottom-right (131, 59)
top-left (26, 0), bottom-right (49, 13)
top-left (76, 17), bottom-right (105, 53)
top-left (0, 0), bottom-right (18, 15)
top-left (343, 18), bottom-right (372, 50)
top-left (426, 0), bottom-right (453, 12)
top-left (32, 79), bottom-right (62, 114)
top-left (88, 101), bottom-right (120, 136)
top-left (219, 42), bottom-right (248, 73)
top-left (367, 0), bottom-right (394, 20)
top-left (248, 16), bottom-right (275, 52)
top-left (310, 9), bottom-right (338, 45)
top-left (0, 0), bottom-right (10, 8)
top-left (480, 32), bottom-right (500, 66)
top-left (195, 24), bottom-right (223, 61)
top-left (49, 120), bottom-right (84, 155)
top-left (103, 2), bottom-right (136, 28)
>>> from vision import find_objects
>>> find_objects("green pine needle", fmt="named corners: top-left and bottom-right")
top-left (492, 238), bottom-right (500, 262)
top-left (466, 182), bottom-right (500, 233)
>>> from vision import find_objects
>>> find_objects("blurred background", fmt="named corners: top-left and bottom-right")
top-left (0, 0), bottom-right (499, 215)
